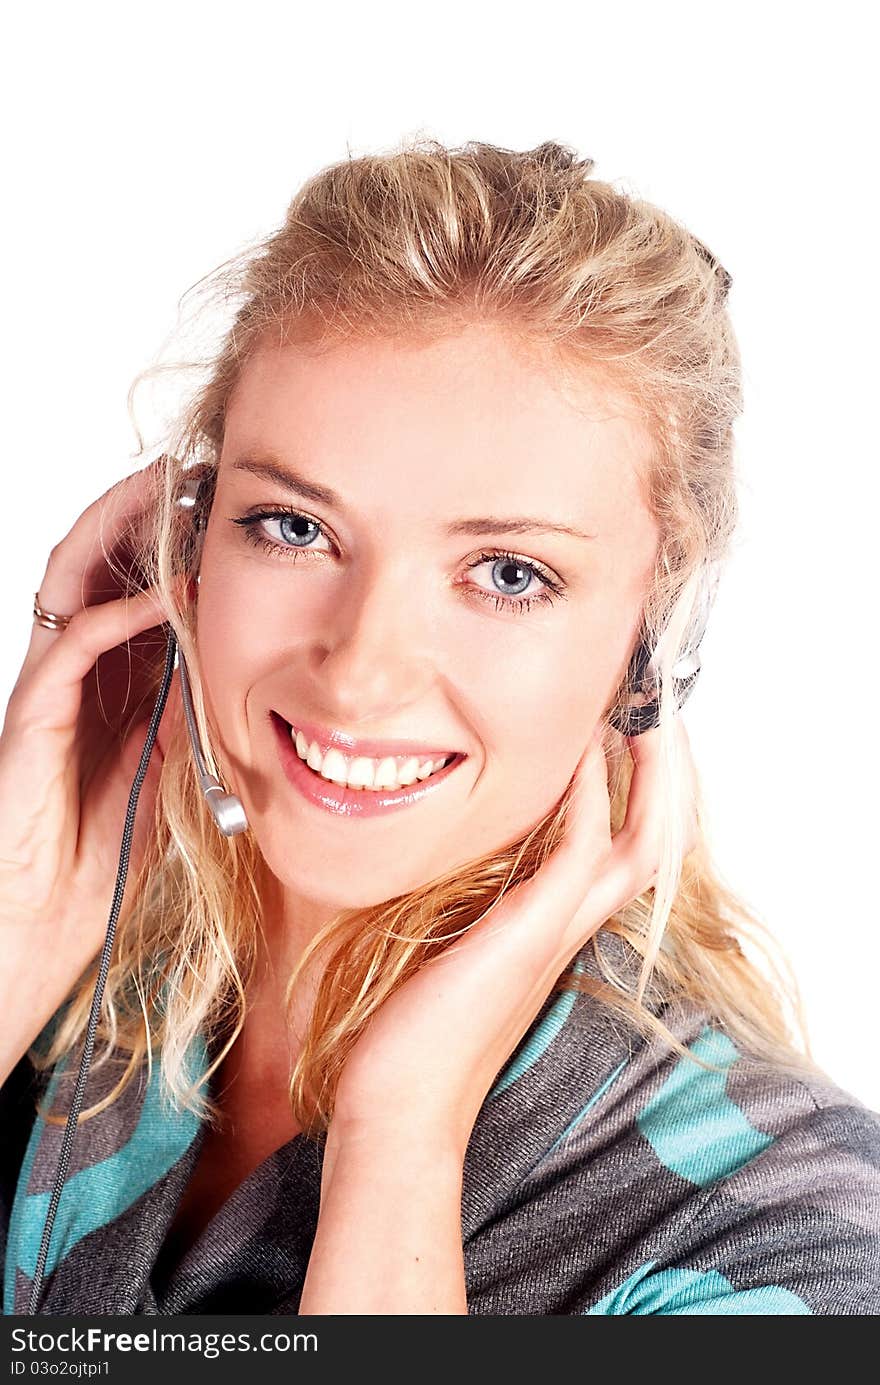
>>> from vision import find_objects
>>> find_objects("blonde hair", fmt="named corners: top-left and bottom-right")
top-left (36, 137), bottom-right (823, 1132)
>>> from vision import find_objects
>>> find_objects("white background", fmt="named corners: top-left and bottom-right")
top-left (2, 2), bottom-right (877, 1106)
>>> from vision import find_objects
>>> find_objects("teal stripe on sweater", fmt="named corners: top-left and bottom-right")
top-left (545, 1058), bottom-right (629, 1156)
top-left (637, 1025), bottom-right (773, 1186)
top-left (586, 1260), bottom-right (812, 1314)
top-left (490, 957), bottom-right (587, 1098)
top-left (4, 1062), bottom-right (66, 1315)
top-left (5, 1037), bottom-right (205, 1307)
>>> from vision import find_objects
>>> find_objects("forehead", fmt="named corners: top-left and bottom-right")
top-left (220, 325), bottom-right (657, 536)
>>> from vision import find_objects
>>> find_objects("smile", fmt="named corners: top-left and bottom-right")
top-left (270, 712), bottom-right (467, 818)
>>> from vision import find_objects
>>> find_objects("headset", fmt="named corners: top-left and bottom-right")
top-left (175, 473), bottom-right (248, 837)
top-left (607, 575), bottom-right (716, 736)
top-left (25, 466), bottom-right (715, 1313)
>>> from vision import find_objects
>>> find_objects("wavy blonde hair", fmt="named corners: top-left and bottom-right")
top-left (36, 137), bottom-right (824, 1133)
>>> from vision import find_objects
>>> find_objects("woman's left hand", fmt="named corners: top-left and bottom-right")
top-left (329, 716), bottom-right (700, 1159)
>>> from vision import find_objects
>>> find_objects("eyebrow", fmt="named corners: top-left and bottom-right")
top-left (231, 455), bottom-right (598, 541)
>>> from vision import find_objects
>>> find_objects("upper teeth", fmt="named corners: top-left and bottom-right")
top-left (291, 727), bottom-right (452, 791)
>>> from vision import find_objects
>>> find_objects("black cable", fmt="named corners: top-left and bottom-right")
top-left (27, 623), bottom-right (178, 1315)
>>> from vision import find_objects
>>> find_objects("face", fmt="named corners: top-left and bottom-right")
top-left (194, 323), bottom-right (660, 927)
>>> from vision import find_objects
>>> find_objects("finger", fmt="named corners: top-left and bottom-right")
top-left (617, 722), bottom-right (665, 852)
top-left (154, 668), bottom-right (184, 761)
top-left (625, 716), bottom-right (699, 857)
top-left (77, 713), bottom-right (167, 898)
top-left (6, 586), bottom-right (174, 746)
top-left (577, 718), bottom-right (698, 932)
top-left (26, 459), bottom-right (165, 670)
top-left (474, 730), bottom-right (614, 947)
top-left (551, 726), bottom-right (615, 872)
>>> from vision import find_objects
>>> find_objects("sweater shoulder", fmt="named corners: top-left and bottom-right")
top-left (548, 1000), bottom-right (880, 1314)
top-left (465, 977), bottom-right (880, 1315)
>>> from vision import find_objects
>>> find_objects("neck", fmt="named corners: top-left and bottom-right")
top-left (249, 857), bottom-right (346, 1046)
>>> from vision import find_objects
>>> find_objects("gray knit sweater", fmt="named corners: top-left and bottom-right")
top-left (3, 934), bottom-right (880, 1315)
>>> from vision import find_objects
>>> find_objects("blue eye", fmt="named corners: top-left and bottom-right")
top-left (230, 509), bottom-right (332, 553)
top-left (228, 508), bottom-right (566, 615)
top-left (465, 552), bottom-right (563, 612)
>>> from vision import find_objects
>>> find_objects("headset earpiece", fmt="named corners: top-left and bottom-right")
top-left (608, 560), bottom-right (718, 737)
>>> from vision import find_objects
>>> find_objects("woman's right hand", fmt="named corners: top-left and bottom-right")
top-left (0, 459), bottom-right (184, 1081)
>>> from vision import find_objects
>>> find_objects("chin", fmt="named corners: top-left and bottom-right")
top-left (255, 829), bottom-right (450, 916)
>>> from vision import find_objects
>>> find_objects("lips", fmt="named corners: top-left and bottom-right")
top-left (271, 710), bottom-right (462, 763)
top-left (270, 711), bottom-right (466, 818)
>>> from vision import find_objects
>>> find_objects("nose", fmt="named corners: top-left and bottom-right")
top-left (307, 558), bottom-right (437, 727)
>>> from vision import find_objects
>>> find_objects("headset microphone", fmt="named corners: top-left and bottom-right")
top-left (176, 471), bottom-right (249, 837)
top-left (177, 650), bottom-right (248, 836)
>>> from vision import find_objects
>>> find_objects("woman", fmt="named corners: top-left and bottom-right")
top-left (2, 139), bottom-right (879, 1316)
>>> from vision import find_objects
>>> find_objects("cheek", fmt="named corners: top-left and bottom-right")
top-left (476, 606), bottom-right (636, 743)
top-left (454, 634), bottom-right (584, 825)
top-left (466, 603), bottom-right (640, 820)
top-left (190, 564), bottom-right (265, 756)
